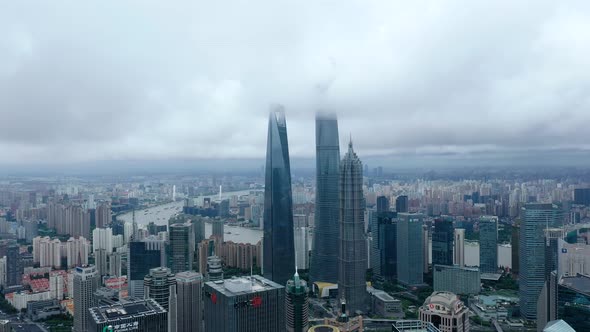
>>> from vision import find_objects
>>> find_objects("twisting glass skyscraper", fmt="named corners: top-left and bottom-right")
top-left (310, 113), bottom-right (340, 284)
top-left (263, 106), bottom-right (295, 286)
top-left (338, 140), bottom-right (367, 314)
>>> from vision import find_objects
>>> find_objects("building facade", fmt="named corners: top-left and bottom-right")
top-left (285, 271), bottom-right (309, 332)
top-left (479, 216), bottom-right (498, 274)
top-left (419, 291), bottom-right (470, 332)
top-left (310, 113), bottom-right (340, 284)
top-left (203, 275), bottom-right (285, 332)
top-left (143, 267), bottom-right (176, 310)
top-left (263, 106), bottom-right (296, 286)
top-left (73, 265), bottom-right (99, 332)
top-left (338, 141), bottom-right (367, 314)
top-left (432, 217), bottom-right (454, 266)
top-left (176, 271), bottom-right (203, 332)
top-left (397, 213), bottom-right (424, 286)
top-left (520, 204), bottom-right (563, 320)
top-left (433, 265), bottom-right (480, 295)
top-left (168, 222), bottom-right (195, 274)
top-left (127, 237), bottom-right (165, 299)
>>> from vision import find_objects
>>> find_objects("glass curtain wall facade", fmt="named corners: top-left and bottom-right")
top-left (263, 106), bottom-right (295, 286)
top-left (310, 113), bottom-right (340, 284)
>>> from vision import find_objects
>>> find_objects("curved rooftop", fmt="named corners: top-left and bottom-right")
top-left (423, 291), bottom-right (465, 314)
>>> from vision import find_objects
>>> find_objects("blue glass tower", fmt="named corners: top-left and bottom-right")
top-left (479, 216), bottom-right (498, 274)
top-left (519, 203), bottom-right (563, 320)
top-left (310, 113), bottom-right (340, 284)
top-left (263, 106), bottom-right (295, 286)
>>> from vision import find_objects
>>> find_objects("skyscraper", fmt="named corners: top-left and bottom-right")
top-left (378, 213), bottom-right (398, 281)
top-left (479, 216), bottom-right (498, 274)
top-left (537, 228), bottom-right (564, 331)
top-left (128, 236), bottom-right (166, 299)
top-left (203, 275), bottom-right (285, 332)
top-left (397, 213), bottom-right (424, 286)
top-left (144, 267), bottom-right (176, 310)
top-left (310, 113), bottom-right (340, 284)
top-left (520, 204), bottom-right (563, 320)
top-left (73, 265), bottom-right (98, 332)
top-left (263, 106), bottom-right (295, 286)
top-left (338, 141), bottom-right (367, 314)
top-left (395, 196), bottom-right (409, 213)
top-left (169, 222), bottom-right (195, 274)
top-left (192, 215), bottom-right (206, 245)
top-left (376, 196), bottom-right (390, 213)
top-left (285, 270), bottom-right (309, 332)
top-left (176, 271), bottom-right (203, 332)
top-left (432, 217), bottom-right (454, 266)
top-left (454, 228), bottom-right (465, 267)
top-left (6, 243), bottom-right (22, 287)
top-left (211, 218), bottom-right (224, 243)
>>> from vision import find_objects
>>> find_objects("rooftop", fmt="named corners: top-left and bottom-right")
top-left (89, 298), bottom-right (165, 324)
top-left (560, 274), bottom-right (590, 294)
top-left (205, 275), bottom-right (283, 297)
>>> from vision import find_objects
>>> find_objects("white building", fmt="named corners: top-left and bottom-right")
top-left (92, 228), bottom-right (113, 253)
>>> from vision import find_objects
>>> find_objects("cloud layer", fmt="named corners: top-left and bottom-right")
top-left (1, 1), bottom-right (590, 164)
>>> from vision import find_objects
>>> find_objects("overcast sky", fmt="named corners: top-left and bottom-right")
top-left (1, 1), bottom-right (590, 166)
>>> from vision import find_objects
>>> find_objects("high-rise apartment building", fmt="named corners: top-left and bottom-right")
top-left (397, 213), bottom-right (424, 286)
top-left (310, 113), bottom-right (340, 284)
top-left (73, 265), bottom-right (99, 332)
top-left (263, 106), bottom-right (295, 286)
top-left (127, 236), bottom-right (166, 299)
top-left (338, 141), bottom-right (367, 314)
top-left (95, 203), bottom-right (111, 229)
top-left (176, 271), bottom-right (203, 332)
top-left (168, 222), bottom-right (195, 273)
top-left (286, 270), bottom-right (309, 332)
top-left (211, 218), bottom-right (224, 243)
top-left (520, 204), bottom-right (563, 320)
top-left (479, 216), bottom-right (498, 274)
top-left (432, 217), bottom-right (454, 266)
top-left (203, 275), bottom-right (285, 332)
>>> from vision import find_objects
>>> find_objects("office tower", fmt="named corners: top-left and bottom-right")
top-left (218, 199), bottom-right (230, 218)
top-left (512, 221), bottom-right (521, 278)
top-left (144, 267), bottom-right (176, 310)
top-left (88, 298), bottom-right (168, 332)
top-left (419, 291), bottom-right (470, 332)
top-left (6, 243), bottom-right (22, 287)
top-left (95, 203), bottom-right (111, 228)
top-left (207, 255), bottom-right (223, 281)
top-left (192, 216), bottom-right (206, 244)
top-left (432, 217), bottom-right (454, 266)
top-left (376, 196), bottom-right (390, 213)
top-left (537, 228), bottom-right (565, 331)
top-left (395, 196), bottom-right (409, 213)
top-left (422, 225), bottom-right (430, 272)
top-left (338, 140), bottom-right (367, 314)
top-left (263, 106), bottom-right (295, 286)
top-left (168, 283), bottom-right (177, 332)
top-left (285, 270), bottom-right (309, 332)
top-left (128, 237), bottom-right (166, 299)
top-left (310, 113), bottom-right (340, 284)
top-left (454, 228), bottom-right (465, 267)
top-left (73, 265), bottom-right (99, 332)
top-left (573, 188), bottom-right (590, 206)
top-left (92, 228), bottom-right (113, 253)
top-left (434, 265), bottom-right (480, 295)
top-left (169, 222), bottom-right (195, 273)
top-left (556, 274), bottom-right (590, 331)
top-left (370, 209), bottom-right (381, 278)
top-left (397, 213), bottom-right (424, 286)
top-left (479, 216), bottom-right (498, 274)
top-left (203, 275), bottom-right (285, 332)
top-left (211, 218), bottom-right (224, 243)
top-left (520, 203), bottom-right (563, 320)
top-left (176, 271), bottom-right (203, 332)
top-left (377, 213), bottom-right (397, 281)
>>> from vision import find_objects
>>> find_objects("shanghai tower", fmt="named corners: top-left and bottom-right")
top-left (310, 113), bottom-right (340, 284)
top-left (338, 140), bottom-right (367, 314)
top-left (263, 105), bottom-right (295, 286)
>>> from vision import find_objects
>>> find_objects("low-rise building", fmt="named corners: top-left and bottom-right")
top-left (433, 265), bottom-right (480, 295)
top-left (419, 292), bottom-right (470, 332)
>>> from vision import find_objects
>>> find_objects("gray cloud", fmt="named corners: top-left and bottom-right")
top-left (1, 1), bottom-right (590, 164)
